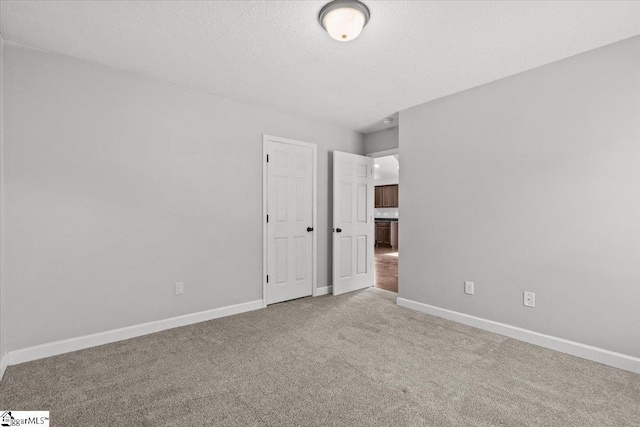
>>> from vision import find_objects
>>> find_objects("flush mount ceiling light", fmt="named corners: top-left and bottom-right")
top-left (383, 118), bottom-right (394, 124)
top-left (319, 0), bottom-right (370, 42)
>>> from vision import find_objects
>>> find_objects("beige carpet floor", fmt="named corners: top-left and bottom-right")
top-left (0, 289), bottom-right (638, 426)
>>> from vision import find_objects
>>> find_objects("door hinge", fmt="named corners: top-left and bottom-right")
top-left (266, 275), bottom-right (269, 283)
top-left (266, 154), bottom-right (269, 162)
top-left (266, 214), bottom-right (269, 223)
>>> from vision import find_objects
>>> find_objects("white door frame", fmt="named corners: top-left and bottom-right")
top-left (262, 134), bottom-right (317, 307)
top-left (366, 148), bottom-right (398, 159)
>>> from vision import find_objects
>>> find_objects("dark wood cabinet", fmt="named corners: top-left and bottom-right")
top-left (374, 185), bottom-right (398, 208)
top-left (382, 186), bottom-right (391, 207)
top-left (374, 187), bottom-right (382, 208)
top-left (375, 222), bottom-right (391, 247)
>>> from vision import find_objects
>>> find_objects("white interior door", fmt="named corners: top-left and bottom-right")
top-left (265, 138), bottom-right (315, 304)
top-left (332, 151), bottom-right (374, 295)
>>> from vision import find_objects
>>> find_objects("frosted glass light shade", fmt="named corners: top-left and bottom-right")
top-left (323, 7), bottom-right (365, 41)
top-left (319, 0), bottom-right (370, 42)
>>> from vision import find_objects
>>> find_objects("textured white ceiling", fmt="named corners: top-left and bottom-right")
top-left (1, 1), bottom-right (639, 133)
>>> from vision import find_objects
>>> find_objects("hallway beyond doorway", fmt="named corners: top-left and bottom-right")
top-left (374, 246), bottom-right (398, 293)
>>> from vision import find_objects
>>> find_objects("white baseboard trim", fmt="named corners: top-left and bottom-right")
top-left (7, 299), bottom-right (264, 366)
top-left (314, 286), bottom-right (333, 296)
top-left (0, 354), bottom-right (7, 382)
top-left (397, 297), bottom-right (640, 374)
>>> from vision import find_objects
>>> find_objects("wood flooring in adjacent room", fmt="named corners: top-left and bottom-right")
top-left (1, 289), bottom-right (638, 426)
top-left (374, 246), bottom-right (398, 293)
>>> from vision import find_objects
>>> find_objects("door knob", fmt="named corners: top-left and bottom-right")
top-left (307, 227), bottom-right (314, 232)
top-left (336, 228), bottom-right (342, 233)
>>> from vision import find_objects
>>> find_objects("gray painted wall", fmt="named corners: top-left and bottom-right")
top-left (364, 127), bottom-right (398, 154)
top-left (3, 43), bottom-right (363, 351)
top-left (0, 36), bottom-right (6, 367)
top-left (399, 36), bottom-right (640, 357)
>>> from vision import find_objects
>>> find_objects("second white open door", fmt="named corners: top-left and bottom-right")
top-left (332, 151), bottom-right (374, 296)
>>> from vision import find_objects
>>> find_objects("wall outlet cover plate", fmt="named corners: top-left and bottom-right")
top-left (464, 281), bottom-right (474, 295)
top-left (523, 291), bottom-right (535, 307)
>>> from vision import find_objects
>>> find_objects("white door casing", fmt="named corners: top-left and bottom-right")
top-left (263, 135), bottom-right (316, 305)
top-left (332, 151), bottom-right (374, 295)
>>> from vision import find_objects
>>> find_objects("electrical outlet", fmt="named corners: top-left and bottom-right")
top-left (464, 281), bottom-right (474, 295)
top-left (175, 282), bottom-right (184, 296)
top-left (523, 291), bottom-right (535, 307)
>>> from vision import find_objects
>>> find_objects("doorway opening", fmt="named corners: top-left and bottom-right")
top-left (371, 151), bottom-right (399, 293)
